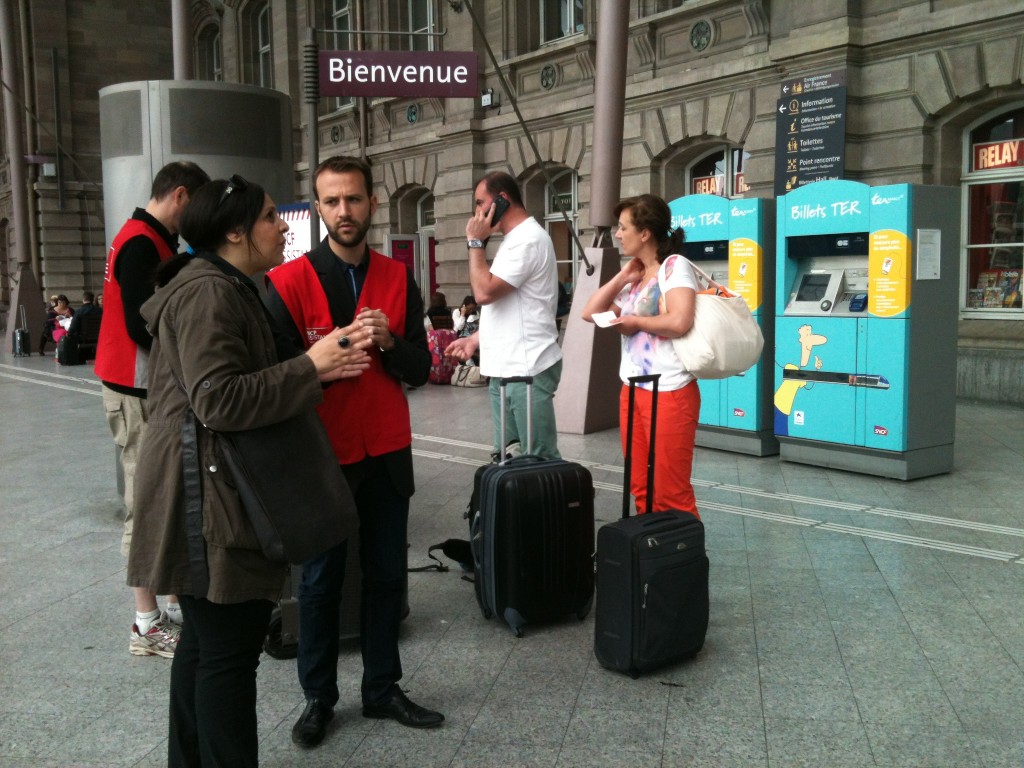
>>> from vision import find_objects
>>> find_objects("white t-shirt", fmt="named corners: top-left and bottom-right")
top-left (479, 217), bottom-right (562, 378)
top-left (613, 253), bottom-right (698, 391)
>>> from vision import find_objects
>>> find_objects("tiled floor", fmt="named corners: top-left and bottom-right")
top-left (1, 350), bottom-right (1023, 767)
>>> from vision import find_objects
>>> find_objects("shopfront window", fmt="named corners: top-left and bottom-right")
top-left (689, 148), bottom-right (750, 198)
top-left (963, 107), bottom-right (1024, 312)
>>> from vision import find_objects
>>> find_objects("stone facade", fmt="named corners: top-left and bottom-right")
top-left (3, 0), bottom-right (1024, 401)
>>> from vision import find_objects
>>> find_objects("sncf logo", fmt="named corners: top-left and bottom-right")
top-left (874, 426), bottom-right (889, 436)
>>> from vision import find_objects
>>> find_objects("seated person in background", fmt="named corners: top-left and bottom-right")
top-left (50, 295), bottom-right (75, 345)
top-left (39, 295), bottom-right (59, 355)
top-left (452, 295), bottom-right (480, 366)
top-left (68, 291), bottom-right (103, 337)
top-left (425, 291), bottom-right (453, 330)
top-left (452, 295), bottom-right (479, 337)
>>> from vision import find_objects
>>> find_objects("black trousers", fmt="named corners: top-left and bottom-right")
top-left (297, 454), bottom-right (409, 707)
top-left (169, 595), bottom-right (273, 768)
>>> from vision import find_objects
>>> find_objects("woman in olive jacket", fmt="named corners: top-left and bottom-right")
top-left (127, 176), bottom-right (368, 768)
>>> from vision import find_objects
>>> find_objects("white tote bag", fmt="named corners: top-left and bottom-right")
top-left (666, 261), bottom-right (764, 379)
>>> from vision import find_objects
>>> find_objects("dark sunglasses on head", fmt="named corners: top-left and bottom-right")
top-left (218, 174), bottom-right (249, 207)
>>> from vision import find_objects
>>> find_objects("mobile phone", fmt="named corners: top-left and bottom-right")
top-left (490, 195), bottom-right (511, 226)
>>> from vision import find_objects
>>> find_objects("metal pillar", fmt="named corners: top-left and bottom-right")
top-left (171, 0), bottom-right (192, 79)
top-left (553, 0), bottom-right (630, 434)
top-left (1, 0), bottom-right (45, 347)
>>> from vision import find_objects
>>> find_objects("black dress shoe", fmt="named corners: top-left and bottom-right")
top-left (291, 698), bottom-right (334, 748)
top-left (362, 690), bottom-right (444, 729)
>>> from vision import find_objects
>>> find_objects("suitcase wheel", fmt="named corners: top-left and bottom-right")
top-left (503, 608), bottom-right (525, 638)
top-left (263, 611), bottom-right (298, 660)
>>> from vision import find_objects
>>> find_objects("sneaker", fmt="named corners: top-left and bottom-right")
top-left (129, 612), bottom-right (181, 658)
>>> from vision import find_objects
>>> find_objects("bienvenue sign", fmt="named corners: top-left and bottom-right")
top-left (318, 50), bottom-right (479, 98)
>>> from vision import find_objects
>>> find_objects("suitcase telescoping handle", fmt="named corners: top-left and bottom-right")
top-left (622, 374), bottom-right (660, 518)
top-left (498, 376), bottom-right (533, 459)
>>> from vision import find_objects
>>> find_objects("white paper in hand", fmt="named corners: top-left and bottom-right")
top-left (592, 311), bottom-right (621, 328)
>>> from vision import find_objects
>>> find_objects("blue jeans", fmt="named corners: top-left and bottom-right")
top-left (297, 455), bottom-right (408, 707)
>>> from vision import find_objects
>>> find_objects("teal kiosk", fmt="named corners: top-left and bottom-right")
top-left (669, 194), bottom-right (777, 456)
top-left (773, 180), bottom-right (959, 479)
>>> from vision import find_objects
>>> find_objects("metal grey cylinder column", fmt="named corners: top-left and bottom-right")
top-left (589, 0), bottom-right (630, 230)
top-left (0, 0), bottom-right (29, 267)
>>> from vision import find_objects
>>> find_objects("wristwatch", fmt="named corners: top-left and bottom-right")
top-left (467, 239), bottom-right (485, 250)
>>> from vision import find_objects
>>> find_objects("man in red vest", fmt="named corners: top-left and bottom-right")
top-left (95, 161), bottom-right (210, 657)
top-left (266, 156), bottom-right (443, 747)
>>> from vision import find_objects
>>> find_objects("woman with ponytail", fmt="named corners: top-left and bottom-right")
top-left (127, 176), bottom-right (371, 767)
top-left (582, 193), bottom-right (701, 518)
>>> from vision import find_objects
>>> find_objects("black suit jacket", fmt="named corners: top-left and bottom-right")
top-left (264, 239), bottom-right (430, 497)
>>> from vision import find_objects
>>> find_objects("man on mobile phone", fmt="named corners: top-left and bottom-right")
top-left (446, 171), bottom-right (563, 461)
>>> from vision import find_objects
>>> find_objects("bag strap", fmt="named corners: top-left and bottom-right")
top-left (408, 546), bottom-right (449, 573)
top-left (180, 412), bottom-right (210, 599)
top-left (623, 373), bottom-right (660, 518)
top-left (685, 258), bottom-right (734, 297)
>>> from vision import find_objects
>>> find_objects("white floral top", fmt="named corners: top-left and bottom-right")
top-left (613, 254), bottom-right (698, 391)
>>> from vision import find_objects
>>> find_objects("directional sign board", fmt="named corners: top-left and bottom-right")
top-left (774, 71), bottom-right (847, 196)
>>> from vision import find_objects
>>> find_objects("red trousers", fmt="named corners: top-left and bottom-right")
top-left (619, 381), bottom-right (700, 517)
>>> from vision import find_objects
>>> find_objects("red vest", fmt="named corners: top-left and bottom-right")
top-left (266, 251), bottom-right (410, 465)
top-left (94, 218), bottom-right (175, 390)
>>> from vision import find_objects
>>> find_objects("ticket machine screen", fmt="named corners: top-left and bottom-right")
top-left (796, 273), bottom-right (831, 302)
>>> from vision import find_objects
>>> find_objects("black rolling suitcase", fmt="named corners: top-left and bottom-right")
top-left (11, 305), bottom-right (30, 357)
top-left (594, 373), bottom-right (709, 677)
top-left (469, 376), bottom-right (595, 637)
top-left (56, 333), bottom-right (83, 365)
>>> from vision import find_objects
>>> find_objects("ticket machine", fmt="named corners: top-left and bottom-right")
top-left (774, 180), bottom-right (959, 479)
top-left (669, 194), bottom-right (776, 456)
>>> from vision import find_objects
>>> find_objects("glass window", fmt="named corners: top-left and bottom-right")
top-left (195, 26), bottom-right (222, 82)
top-left (963, 107), bottom-right (1024, 312)
top-left (327, 0), bottom-right (353, 110)
top-left (544, 169), bottom-right (580, 305)
top-left (257, 4), bottom-right (273, 88)
top-left (541, 0), bottom-right (584, 43)
top-left (419, 191), bottom-right (436, 228)
top-left (641, 0), bottom-right (684, 15)
top-left (409, 0), bottom-right (435, 52)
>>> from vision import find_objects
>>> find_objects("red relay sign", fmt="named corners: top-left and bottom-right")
top-left (973, 139), bottom-right (1024, 171)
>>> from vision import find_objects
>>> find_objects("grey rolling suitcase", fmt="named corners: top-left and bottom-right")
top-left (11, 305), bottom-right (30, 357)
top-left (594, 374), bottom-right (709, 676)
top-left (469, 377), bottom-right (595, 637)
